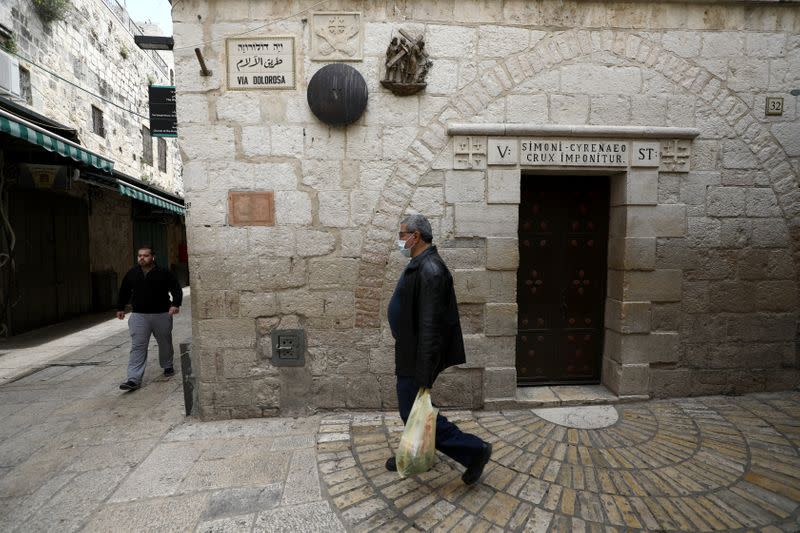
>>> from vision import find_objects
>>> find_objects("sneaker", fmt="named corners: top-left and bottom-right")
top-left (164, 367), bottom-right (175, 377)
top-left (119, 380), bottom-right (140, 391)
top-left (462, 443), bottom-right (492, 485)
top-left (385, 456), bottom-right (397, 472)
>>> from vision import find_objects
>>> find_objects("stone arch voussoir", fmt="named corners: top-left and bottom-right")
top-left (354, 28), bottom-right (800, 328)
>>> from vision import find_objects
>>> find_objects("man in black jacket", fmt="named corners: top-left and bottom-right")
top-left (116, 245), bottom-right (182, 391)
top-left (386, 214), bottom-right (492, 485)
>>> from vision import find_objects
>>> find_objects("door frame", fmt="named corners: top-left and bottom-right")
top-left (448, 127), bottom-right (695, 404)
top-left (491, 165), bottom-right (672, 399)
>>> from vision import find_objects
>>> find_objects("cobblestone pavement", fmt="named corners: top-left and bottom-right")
top-left (317, 394), bottom-right (800, 532)
top-left (1, 297), bottom-right (799, 532)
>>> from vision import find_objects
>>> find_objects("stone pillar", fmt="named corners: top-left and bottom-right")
top-left (604, 168), bottom-right (686, 397)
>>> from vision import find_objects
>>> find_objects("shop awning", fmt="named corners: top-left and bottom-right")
top-left (118, 181), bottom-right (185, 215)
top-left (0, 95), bottom-right (80, 142)
top-left (0, 108), bottom-right (114, 172)
top-left (79, 168), bottom-right (186, 216)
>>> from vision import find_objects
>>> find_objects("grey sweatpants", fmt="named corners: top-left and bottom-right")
top-left (127, 312), bottom-right (174, 385)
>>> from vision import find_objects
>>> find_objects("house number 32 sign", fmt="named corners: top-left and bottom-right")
top-left (765, 96), bottom-right (784, 116)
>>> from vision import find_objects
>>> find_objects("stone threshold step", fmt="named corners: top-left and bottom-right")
top-left (485, 384), bottom-right (649, 409)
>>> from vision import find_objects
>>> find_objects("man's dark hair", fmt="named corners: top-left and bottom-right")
top-left (401, 214), bottom-right (433, 243)
top-left (137, 244), bottom-right (155, 255)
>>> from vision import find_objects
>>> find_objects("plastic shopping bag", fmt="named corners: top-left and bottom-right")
top-left (395, 387), bottom-right (438, 478)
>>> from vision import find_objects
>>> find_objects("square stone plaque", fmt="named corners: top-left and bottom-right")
top-left (453, 136), bottom-right (487, 169)
top-left (631, 141), bottom-right (660, 167)
top-left (311, 12), bottom-right (363, 61)
top-left (488, 139), bottom-right (518, 165)
top-left (660, 139), bottom-right (691, 172)
top-left (228, 191), bottom-right (275, 226)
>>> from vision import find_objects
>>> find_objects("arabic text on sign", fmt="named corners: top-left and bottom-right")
top-left (235, 56), bottom-right (284, 72)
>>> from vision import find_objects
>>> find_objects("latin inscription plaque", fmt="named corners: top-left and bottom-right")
top-left (520, 139), bottom-right (629, 167)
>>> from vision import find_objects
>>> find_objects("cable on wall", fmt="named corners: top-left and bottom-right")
top-left (7, 50), bottom-right (150, 121)
top-left (172, 0), bottom-right (329, 51)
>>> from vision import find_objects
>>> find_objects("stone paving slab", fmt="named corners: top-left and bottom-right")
top-left (1, 295), bottom-right (799, 531)
top-left (0, 288), bottom-right (189, 386)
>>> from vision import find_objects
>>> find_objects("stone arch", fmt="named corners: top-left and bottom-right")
top-left (354, 28), bottom-right (800, 328)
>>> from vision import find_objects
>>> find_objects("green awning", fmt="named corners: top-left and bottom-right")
top-left (0, 108), bottom-right (114, 172)
top-left (118, 181), bottom-right (186, 215)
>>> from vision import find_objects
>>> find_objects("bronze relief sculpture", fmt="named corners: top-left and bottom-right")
top-left (381, 29), bottom-right (432, 96)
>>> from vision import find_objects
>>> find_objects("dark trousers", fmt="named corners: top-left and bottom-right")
top-left (396, 376), bottom-right (486, 468)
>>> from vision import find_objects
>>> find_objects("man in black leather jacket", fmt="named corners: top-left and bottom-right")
top-left (385, 214), bottom-right (492, 485)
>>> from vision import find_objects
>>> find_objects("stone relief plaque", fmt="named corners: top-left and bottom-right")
top-left (453, 136), bottom-right (487, 169)
top-left (226, 36), bottom-right (295, 90)
top-left (488, 138), bottom-right (518, 165)
top-left (311, 12), bottom-right (363, 61)
top-left (520, 139), bottom-right (629, 167)
top-left (631, 141), bottom-right (660, 167)
top-left (660, 140), bottom-right (691, 172)
top-left (380, 29), bottom-right (432, 96)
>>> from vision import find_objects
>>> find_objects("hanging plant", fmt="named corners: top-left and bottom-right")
top-left (31, 0), bottom-right (71, 24)
top-left (1, 36), bottom-right (17, 54)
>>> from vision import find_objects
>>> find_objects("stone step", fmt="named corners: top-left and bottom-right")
top-left (485, 384), bottom-right (649, 409)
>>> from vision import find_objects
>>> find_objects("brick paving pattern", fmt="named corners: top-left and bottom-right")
top-left (318, 394), bottom-right (800, 532)
top-left (1, 300), bottom-right (799, 532)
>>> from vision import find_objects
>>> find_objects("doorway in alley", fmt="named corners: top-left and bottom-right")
top-left (9, 190), bottom-right (91, 334)
top-left (516, 175), bottom-right (609, 385)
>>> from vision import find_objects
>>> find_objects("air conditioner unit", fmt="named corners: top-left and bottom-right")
top-left (0, 49), bottom-right (21, 99)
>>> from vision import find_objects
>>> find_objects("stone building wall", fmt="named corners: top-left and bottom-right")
top-left (87, 184), bottom-right (133, 276)
top-left (1, 0), bottom-right (181, 192)
top-left (174, 0), bottom-right (800, 419)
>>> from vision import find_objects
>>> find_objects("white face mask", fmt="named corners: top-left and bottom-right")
top-left (396, 238), bottom-right (412, 258)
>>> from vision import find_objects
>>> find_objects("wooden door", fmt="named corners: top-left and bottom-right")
top-left (53, 195), bottom-right (91, 318)
top-left (10, 190), bottom-right (91, 334)
top-left (516, 176), bottom-right (609, 385)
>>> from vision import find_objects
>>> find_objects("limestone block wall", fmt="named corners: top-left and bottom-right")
top-left (174, 0), bottom-right (800, 419)
top-left (1, 0), bottom-right (182, 193)
top-left (87, 185), bottom-right (133, 276)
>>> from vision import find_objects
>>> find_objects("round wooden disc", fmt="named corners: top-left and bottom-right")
top-left (307, 64), bottom-right (368, 126)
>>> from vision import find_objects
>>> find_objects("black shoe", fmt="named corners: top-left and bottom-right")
top-left (462, 443), bottom-right (492, 485)
top-left (119, 380), bottom-right (140, 391)
top-left (164, 367), bottom-right (175, 377)
top-left (385, 457), bottom-right (397, 472)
